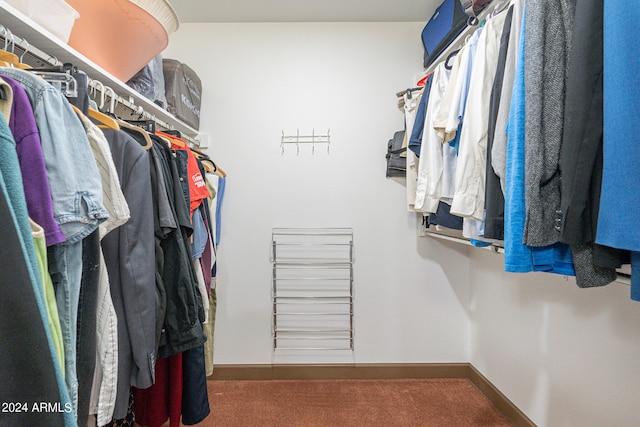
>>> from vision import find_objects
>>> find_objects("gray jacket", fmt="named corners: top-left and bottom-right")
top-left (101, 129), bottom-right (156, 419)
top-left (523, 0), bottom-right (576, 247)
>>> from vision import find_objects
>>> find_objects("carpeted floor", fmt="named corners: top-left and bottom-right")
top-left (187, 378), bottom-right (514, 426)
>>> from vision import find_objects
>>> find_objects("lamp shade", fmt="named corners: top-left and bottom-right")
top-left (66, 0), bottom-right (179, 82)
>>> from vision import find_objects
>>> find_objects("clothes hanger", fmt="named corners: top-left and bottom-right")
top-left (200, 158), bottom-right (216, 174)
top-left (0, 27), bottom-right (31, 69)
top-left (156, 134), bottom-right (172, 148)
top-left (0, 28), bottom-right (19, 66)
top-left (156, 130), bottom-right (186, 148)
top-left (118, 120), bottom-right (153, 150)
top-left (444, 49), bottom-right (460, 70)
top-left (89, 106), bottom-right (120, 130)
top-left (187, 146), bottom-right (226, 176)
top-left (88, 81), bottom-right (120, 130)
top-left (15, 39), bottom-right (32, 69)
top-left (30, 69), bottom-right (78, 97)
top-left (100, 86), bottom-right (152, 149)
top-left (214, 163), bottom-right (227, 177)
top-left (191, 148), bottom-right (210, 160)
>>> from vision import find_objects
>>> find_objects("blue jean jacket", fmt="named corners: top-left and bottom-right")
top-left (0, 68), bottom-right (108, 243)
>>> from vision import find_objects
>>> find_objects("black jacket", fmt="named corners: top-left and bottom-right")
top-left (152, 136), bottom-right (206, 358)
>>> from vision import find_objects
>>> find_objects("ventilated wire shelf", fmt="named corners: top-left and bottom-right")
top-left (272, 228), bottom-right (354, 351)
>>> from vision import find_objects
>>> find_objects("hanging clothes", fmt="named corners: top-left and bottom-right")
top-left (407, 74), bottom-right (433, 159)
top-left (403, 89), bottom-right (422, 210)
top-left (522, 0), bottom-right (576, 247)
top-left (2, 75), bottom-right (65, 247)
top-left (152, 136), bottom-right (206, 358)
top-left (75, 109), bottom-right (129, 426)
top-left (443, 26), bottom-right (484, 144)
top-left (133, 134), bottom-right (210, 427)
top-left (0, 112), bottom-right (75, 427)
top-left (598, 0), bottom-right (640, 301)
top-left (100, 128), bottom-right (156, 420)
top-left (0, 67), bottom-right (108, 420)
top-left (557, 0), bottom-right (623, 289)
top-left (450, 8), bottom-right (508, 222)
top-left (503, 3), bottom-right (575, 276)
top-left (491, 0), bottom-right (525, 195)
top-left (483, 5), bottom-right (514, 241)
top-left (157, 131), bottom-right (210, 217)
top-left (414, 61), bottom-right (455, 214)
top-left (0, 67), bottom-right (108, 243)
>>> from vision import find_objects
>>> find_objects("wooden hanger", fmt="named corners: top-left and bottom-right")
top-left (191, 149), bottom-right (206, 160)
top-left (0, 49), bottom-right (29, 68)
top-left (214, 163), bottom-right (227, 177)
top-left (157, 130), bottom-right (186, 148)
top-left (201, 160), bottom-right (215, 174)
top-left (0, 50), bottom-right (18, 66)
top-left (190, 147), bottom-right (227, 177)
top-left (206, 159), bottom-right (226, 178)
top-left (118, 119), bottom-right (153, 150)
top-left (89, 107), bottom-right (120, 130)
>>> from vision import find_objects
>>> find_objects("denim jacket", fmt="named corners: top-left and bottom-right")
top-left (0, 68), bottom-right (108, 243)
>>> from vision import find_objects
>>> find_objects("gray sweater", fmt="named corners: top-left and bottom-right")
top-left (523, 0), bottom-right (576, 247)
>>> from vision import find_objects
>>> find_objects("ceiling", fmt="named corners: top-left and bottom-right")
top-left (166, 0), bottom-right (436, 24)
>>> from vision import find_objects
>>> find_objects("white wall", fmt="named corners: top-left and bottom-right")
top-left (469, 248), bottom-right (640, 427)
top-left (163, 22), bottom-right (471, 365)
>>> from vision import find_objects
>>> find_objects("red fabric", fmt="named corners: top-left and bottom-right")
top-left (133, 353), bottom-right (183, 427)
top-left (416, 71), bottom-right (434, 87)
top-left (156, 131), bottom-right (210, 216)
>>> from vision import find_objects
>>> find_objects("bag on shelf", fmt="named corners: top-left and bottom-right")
top-left (386, 130), bottom-right (407, 178)
top-left (163, 58), bottom-right (202, 130)
top-left (127, 54), bottom-right (167, 109)
top-left (421, 0), bottom-right (468, 68)
top-left (459, 0), bottom-right (493, 18)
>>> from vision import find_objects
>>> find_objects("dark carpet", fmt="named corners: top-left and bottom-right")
top-left (187, 378), bottom-right (514, 426)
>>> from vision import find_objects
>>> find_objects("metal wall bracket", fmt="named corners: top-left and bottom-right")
top-left (281, 129), bottom-right (331, 155)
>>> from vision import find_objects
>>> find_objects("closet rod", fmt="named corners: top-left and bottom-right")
top-left (0, 27), bottom-right (199, 148)
top-left (86, 79), bottom-right (198, 147)
top-left (424, 230), bottom-right (632, 286)
top-left (272, 228), bottom-right (353, 236)
top-left (275, 329), bottom-right (352, 334)
top-left (0, 25), bottom-right (61, 68)
top-left (274, 312), bottom-right (351, 316)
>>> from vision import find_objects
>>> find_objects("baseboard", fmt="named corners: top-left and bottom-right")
top-left (466, 364), bottom-right (536, 427)
top-left (210, 363), bottom-right (536, 427)
top-left (210, 363), bottom-right (470, 380)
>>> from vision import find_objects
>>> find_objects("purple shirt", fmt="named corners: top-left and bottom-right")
top-left (3, 76), bottom-right (65, 246)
